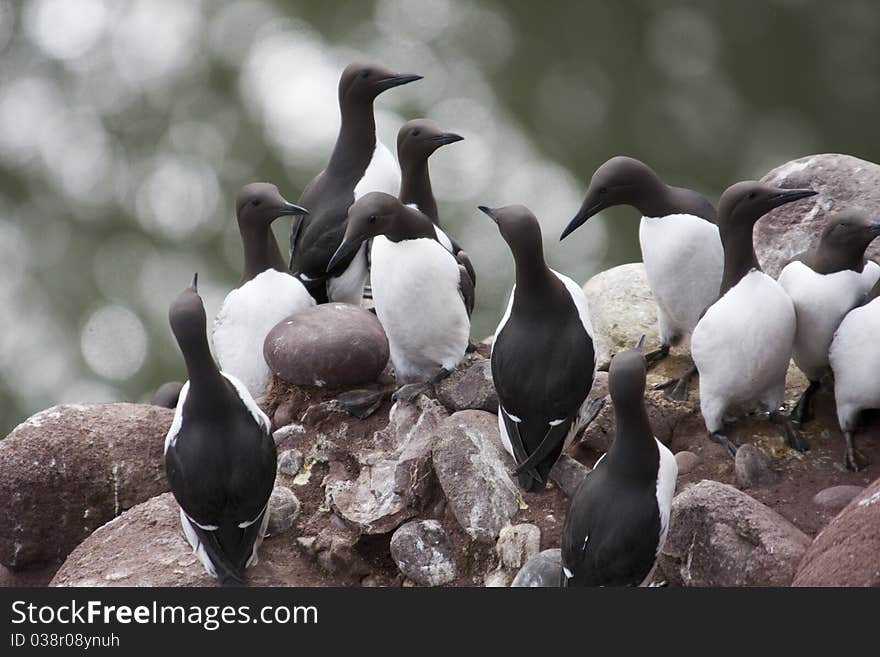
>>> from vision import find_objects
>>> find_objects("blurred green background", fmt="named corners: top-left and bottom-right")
top-left (1, 0), bottom-right (878, 434)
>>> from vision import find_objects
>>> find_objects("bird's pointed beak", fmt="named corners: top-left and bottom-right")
top-left (432, 132), bottom-right (464, 146)
top-left (277, 202), bottom-right (309, 216)
top-left (560, 201), bottom-right (603, 241)
top-left (870, 222), bottom-right (880, 236)
top-left (190, 272), bottom-right (198, 293)
top-left (769, 188), bottom-right (817, 208)
top-left (376, 73), bottom-right (422, 90)
top-left (327, 239), bottom-right (360, 273)
top-left (478, 205), bottom-right (497, 224)
top-left (634, 334), bottom-right (646, 350)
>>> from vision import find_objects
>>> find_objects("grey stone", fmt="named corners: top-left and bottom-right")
top-left (734, 444), bottom-right (778, 489)
top-left (435, 356), bottom-right (498, 412)
top-left (432, 410), bottom-right (521, 543)
top-left (811, 485), bottom-right (865, 512)
top-left (389, 520), bottom-right (456, 587)
top-left (277, 449), bottom-right (304, 477)
top-left (674, 451), bottom-right (700, 475)
top-left (266, 485), bottom-right (300, 536)
top-left (496, 524), bottom-right (541, 570)
top-left (549, 455), bottom-right (591, 498)
top-left (264, 303), bottom-right (389, 388)
top-left (484, 569), bottom-right (512, 587)
top-left (757, 154), bottom-right (880, 277)
top-left (659, 480), bottom-right (811, 587)
top-left (511, 549), bottom-right (562, 587)
top-left (582, 263), bottom-right (660, 370)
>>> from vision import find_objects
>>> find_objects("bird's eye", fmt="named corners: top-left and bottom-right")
top-left (360, 69), bottom-right (370, 79)
top-left (412, 129), bottom-right (421, 136)
top-left (368, 215), bottom-right (378, 224)
top-left (748, 192), bottom-right (757, 200)
top-left (598, 186), bottom-right (608, 195)
top-left (252, 199), bottom-right (262, 207)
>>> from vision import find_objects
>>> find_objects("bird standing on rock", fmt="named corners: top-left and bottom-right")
top-left (397, 118), bottom-right (476, 288)
top-left (327, 192), bottom-right (471, 402)
top-left (290, 62), bottom-right (422, 304)
top-left (691, 182), bottom-right (817, 457)
top-left (484, 204), bottom-right (597, 492)
top-left (212, 184), bottom-right (314, 398)
top-left (560, 156), bottom-right (721, 399)
top-left (165, 274), bottom-right (277, 587)
top-left (561, 340), bottom-right (677, 586)
top-left (830, 277), bottom-right (880, 470)
top-left (776, 210), bottom-right (880, 425)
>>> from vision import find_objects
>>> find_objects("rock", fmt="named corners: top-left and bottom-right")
top-left (266, 485), bottom-right (300, 536)
top-left (272, 400), bottom-right (295, 429)
top-left (582, 263), bottom-right (659, 370)
top-left (734, 444), bottom-right (778, 488)
top-left (756, 154), bottom-right (880, 277)
top-left (272, 423), bottom-right (308, 452)
top-left (659, 480), bottom-right (811, 587)
top-left (278, 449), bottom-right (304, 477)
top-left (313, 523), bottom-right (368, 579)
top-left (549, 455), bottom-right (591, 498)
top-left (151, 381), bottom-right (183, 408)
top-left (432, 410), bottom-right (521, 543)
top-left (0, 403), bottom-right (172, 570)
top-left (51, 493), bottom-right (333, 587)
top-left (0, 563), bottom-right (57, 587)
top-left (794, 478), bottom-right (880, 586)
top-left (264, 303), bottom-right (389, 388)
top-left (812, 485), bottom-right (865, 512)
top-left (511, 548), bottom-right (562, 587)
top-left (484, 569), bottom-right (511, 587)
top-left (435, 356), bottom-right (497, 412)
top-left (674, 451), bottom-right (700, 475)
top-left (389, 520), bottom-right (457, 587)
top-left (324, 396), bottom-right (448, 534)
top-left (496, 524), bottom-right (541, 570)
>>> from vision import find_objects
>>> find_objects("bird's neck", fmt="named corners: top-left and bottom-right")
top-left (239, 222), bottom-right (284, 284)
top-left (719, 226), bottom-right (760, 294)
top-left (181, 333), bottom-right (229, 413)
top-left (512, 252), bottom-right (558, 309)
top-left (633, 180), bottom-right (674, 218)
top-left (606, 400), bottom-right (657, 479)
top-left (328, 100), bottom-right (376, 179)
top-left (400, 159), bottom-right (438, 223)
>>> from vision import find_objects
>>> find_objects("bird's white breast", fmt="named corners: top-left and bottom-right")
top-left (212, 270), bottom-right (315, 397)
top-left (370, 236), bottom-right (470, 383)
top-left (639, 214), bottom-right (723, 339)
top-left (778, 260), bottom-right (875, 379)
top-left (354, 139), bottom-right (401, 200)
top-left (830, 297), bottom-right (880, 430)
top-left (654, 438), bottom-right (677, 556)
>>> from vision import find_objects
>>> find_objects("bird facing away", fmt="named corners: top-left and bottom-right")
top-left (561, 343), bottom-right (677, 587)
top-left (397, 118), bottom-right (476, 288)
top-left (776, 210), bottom-right (880, 425)
top-left (830, 276), bottom-right (880, 470)
top-left (327, 192), bottom-right (471, 401)
top-left (212, 184), bottom-right (315, 398)
top-left (165, 274), bottom-right (277, 587)
top-left (691, 181), bottom-right (817, 457)
top-left (560, 156), bottom-right (721, 400)
top-left (289, 61), bottom-right (422, 305)
top-left (484, 204), bottom-right (596, 492)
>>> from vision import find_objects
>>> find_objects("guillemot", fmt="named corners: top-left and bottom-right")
top-left (397, 118), bottom-right (476, 287)
top-left (777, 210), bottom-right (880, 425)
top-left (212, 183), bottom-right (315, 398)
top-left (289, 62), bottom-right (422, 304)
top-left (560, 340), bottom-right (677, 586)
top-left (483, 204), bottom-right (596, 492)
top-left (691, 182), bottom-right (817, 456)
top-left (327, 192), bottom-right (471, 401)
top-left (560, 156), bottom-right (721, 399)
top-left (165, 274), bottom-right (276, 587)
top-left (830, 276), bottom-right (880, 470)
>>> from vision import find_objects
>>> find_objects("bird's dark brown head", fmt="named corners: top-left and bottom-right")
top-left (717, 181), bottom-right (817, 232)
top-left (338, 61), bottom-right (422, 105)
top-left (397, 118), bottom-right (463, 166)
top-left (235, 183), bottom-right (308, 227)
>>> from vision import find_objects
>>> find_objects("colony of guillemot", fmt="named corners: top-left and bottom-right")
top-left (111, 59), bottom-right (879, 587)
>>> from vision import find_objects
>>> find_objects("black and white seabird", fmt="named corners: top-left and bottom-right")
top-left (561, 342), bottom-right (677, 586)
top-left (397, 118), bottom-right (476, 287)
top-left (327, 192), bottom-right (471, 401)
top-left (830, 276), bottom-right (880, 470)
top-left (483, 204), bottom-right (596, 492)
top-left (691, 182), bottom-right (817, 456)
top-left (777, 210), bottom-right (880, 425)
top-left (212, 183), bottom-right (315, 397)
top-left (560, 156), bottom-right (721, 399)
top-left (289, 62), bottom-right (422, 304)
top-left (165, 274), bottom-right (277, 587)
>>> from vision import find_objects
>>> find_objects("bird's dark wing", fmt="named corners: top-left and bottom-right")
top-left (455, 248), bottom-right (477, 290)
top-left (458, 263), bottom-right (475, 317)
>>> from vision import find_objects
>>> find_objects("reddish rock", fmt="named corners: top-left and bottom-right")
top-left (435, 355), bottom-right (497, 413)
top-left (264, 303), bottom-right (390, 388)
top-left (811, 485), bottom-right (865, 512)
top-left (793, 478), bottom-right (880, 586)
top-left (756, 154), bottom-right (880, 277)
top-left (0, 403), bottom-right (172, 570)
top-left (659, 480), bottom-right (811, 587)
